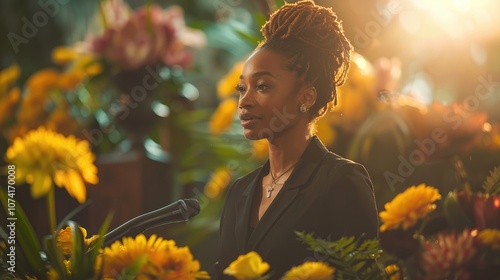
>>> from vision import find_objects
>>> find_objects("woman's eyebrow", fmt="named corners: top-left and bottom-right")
top-left (240, 71), bottom-right (277, 80)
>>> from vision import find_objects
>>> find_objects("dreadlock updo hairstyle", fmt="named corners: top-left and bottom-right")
top-left (258, 0), bottom-right (352, 120)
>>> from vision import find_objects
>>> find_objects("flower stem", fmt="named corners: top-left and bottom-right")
top-left (451, 155), bottom-right (471, 195)
top-left (47, 187), bottom-right (57, 233)
top-left (99, 0), bottom-right (108, 29)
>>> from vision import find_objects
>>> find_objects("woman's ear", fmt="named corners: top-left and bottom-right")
top-left (301, 86), bottom-right (317, 109)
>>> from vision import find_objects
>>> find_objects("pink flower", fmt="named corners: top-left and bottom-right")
top-left (419, 229), bottom-right (478, 280)
top-left (88, 3), bottom-right (204, 70)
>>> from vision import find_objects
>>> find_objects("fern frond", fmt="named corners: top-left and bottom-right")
top-left (483, 165), bottom-right (500, 195)
top-left (296, 232), bottom-right (383, 280)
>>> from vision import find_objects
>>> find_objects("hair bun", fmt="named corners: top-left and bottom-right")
top-left (262, 0), bottom-right (346, 52)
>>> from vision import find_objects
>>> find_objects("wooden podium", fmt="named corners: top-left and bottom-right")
top-left (86, 147), bottom-right (174, 234)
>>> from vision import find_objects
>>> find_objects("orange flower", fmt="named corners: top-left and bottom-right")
top-left (57, 226), bottom-right (99, 255)
top-left (26, 68), bottom-right (59, 99)
top-left (379, 184), bottom-right (441, 232)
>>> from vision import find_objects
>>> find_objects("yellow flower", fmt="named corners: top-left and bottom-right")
top-left (103, 234), bottom-right (207, 280)
top-left (56, 226), bottom-right (99, 255)
top-left (26, 68), bottom-right (60, 99)
top-left (479, 229), bottom-right (500, 250)
top-left (205, 167), bottom-right (232, 199)
top-left (74, 55), bottom-right (102, 76)
top-left (282, 262), bottom-right (334, 280)
top-left (209, 98), bottom-right (238, 135)
top-left (217, 61), bottom-right (245, 98)
top-left (379, 184), bottom-right (441, 232)
top-left (0, 87), bottom-right (20, 127)
top-left (0, 64), bottom-right (20, 94)
top-left (57, 71), bottom-right (85, 91)
top-left (384, 264), bottom-right (400, 280)
top-left (252, 139), bottom-right (269, 161)
top-left (223, 251), bottom-right (270, 280)
top-left (6, 127), bottom-right (98, 203)
top-left (52, 46), bottom-right (79, 65)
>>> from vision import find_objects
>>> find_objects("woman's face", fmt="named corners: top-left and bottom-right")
top-left (237, 48), bottom-right (306, 140)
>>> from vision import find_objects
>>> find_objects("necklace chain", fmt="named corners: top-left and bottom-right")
top-left (266, 161), bottom-right (299, 198)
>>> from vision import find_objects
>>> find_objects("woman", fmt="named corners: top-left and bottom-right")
top-left (214, 1), bottom-right (379, 278)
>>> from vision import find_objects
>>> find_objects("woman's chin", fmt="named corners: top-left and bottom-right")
top-left (242, 129), bottom-right (264, 140)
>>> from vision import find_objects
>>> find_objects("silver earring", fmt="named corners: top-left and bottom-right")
top-left (300, 104), bottom-right (308, 113)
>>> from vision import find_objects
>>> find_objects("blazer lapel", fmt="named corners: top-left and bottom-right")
top-left (234, 163), bottom-right (268, 254)
top-left (246, 136), bottom-right (328, 251)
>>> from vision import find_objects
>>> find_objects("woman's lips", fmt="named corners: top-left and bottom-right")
top-left (239, 113), bottom-right (260, 128)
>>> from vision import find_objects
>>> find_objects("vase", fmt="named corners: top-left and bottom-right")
top-left (110, 65), bottom-right (172, 155)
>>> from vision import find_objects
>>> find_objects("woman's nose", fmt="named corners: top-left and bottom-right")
top-left (238, 90), bottom-right (255, 109)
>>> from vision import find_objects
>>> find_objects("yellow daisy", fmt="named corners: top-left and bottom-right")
top-left (282, 262), bottom-right (334, 280)
top-left (217, 61), bottom-right (245, 98)
top-left (223, 251), bottom-right (270, 280)
top-left (205, 167), bottom-right (232, 199)
top-left (102, 234), bottom-right (206, 280)
top-left (6, 127), bottom-right (98, 203)
top-left (209, 98), bottom-right (238, 135)
top-left (479, 229), bottom-right (500, 250)
top-left (0, 64), bottom-right (20, 94)
top-left (52, 46), bottom-right (79, 65)
top-left (379, 184), bottom-right (441, 232)
top-left (56, 226), bottom-right (99, 255)
top-left (384, 264), bottom-right (400, 280)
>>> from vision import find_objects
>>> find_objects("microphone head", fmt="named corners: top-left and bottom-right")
top-left (183, 198), bottom-right (200, 218)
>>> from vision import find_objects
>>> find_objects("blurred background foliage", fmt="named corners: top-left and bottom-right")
top-left (1, 0), bottom-right (500, 271)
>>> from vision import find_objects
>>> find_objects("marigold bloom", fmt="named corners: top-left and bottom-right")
top-left (0, 64), bottom-right (20, 93)
top-left (209, 98), bottom-right (238, 135)
top-left (57, 226), bottom-right (99, 255)
top-left (217, 61), bottom-right (244, 98)
top-left (479, 229), bottom-right (500, 250)
top-left (102, 234), bottom-right (207, 280)
top-left (52, 47), bottom-right (79, 65)
top-left (223, 251), bottom-right (270, 280)
top-left (282, 261), bottom-right (334, 280)
top-left (26, 68), bottom-right (59, 99)
top-left (379, 184), bottom-right (441, 232)
top-left (205, 167), bottom-right (231, 199)
top-left (6, 127), bottom-right (98, 203)
top-left (385, 264), bottom-right (400, 280)
top-left (0, 87), bottom-right (20, 126)
top-left (57, 71), bottom-right (85, 91)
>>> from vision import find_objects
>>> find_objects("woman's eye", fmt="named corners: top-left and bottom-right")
top-left (256, 84), bottom-right (270, 91)
top-left (235, 84), bottom-right (246, 93)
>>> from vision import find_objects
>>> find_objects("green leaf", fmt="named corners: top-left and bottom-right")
top-left (67, 221), bottom-right (85, 279)
top-left (443, 191), bottom-right (474, 230)
top-left (296, 232), bottom-right (382, 279)
top-left (88, 213), bottom-right (113, 280)
top-left (44, 234), bottom-right (68, 279)
top-left (118, 254), bottom-right (147, 280)
top-left (0, 188), bottom-right (45, 278)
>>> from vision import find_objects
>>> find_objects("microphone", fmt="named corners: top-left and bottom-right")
top-left (103, 199), bottom-right (200, 246)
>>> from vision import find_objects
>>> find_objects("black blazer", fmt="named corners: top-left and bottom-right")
top-left (213, 136), bottom-right (379, 279)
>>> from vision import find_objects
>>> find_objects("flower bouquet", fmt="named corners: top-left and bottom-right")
top-left (79, 0), bottom-right (205, 152)
top-left (0, 127), bottom-right (208, 279)
top-left (378, 168), bottom-right (500, 279)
